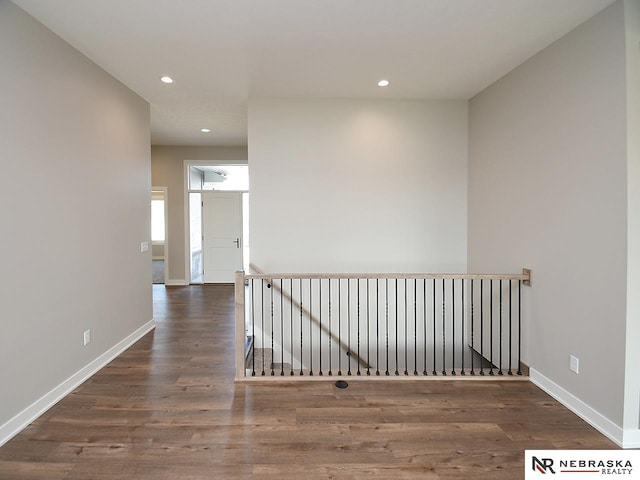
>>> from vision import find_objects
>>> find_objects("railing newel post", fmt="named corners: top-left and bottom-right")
top-left (518, 279), bottom-right (523, 375)
top-left (234, 271), bottom-right (247, 381)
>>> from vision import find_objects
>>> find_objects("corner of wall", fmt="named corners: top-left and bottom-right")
top-left (530, 368), bottom-right (624, 447)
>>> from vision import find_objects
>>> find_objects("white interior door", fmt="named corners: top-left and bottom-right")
top-left (202, 192), bottom-right (243, 283)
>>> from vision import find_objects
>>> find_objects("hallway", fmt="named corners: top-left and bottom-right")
top-left (0, 285), bottom-right (615, 479)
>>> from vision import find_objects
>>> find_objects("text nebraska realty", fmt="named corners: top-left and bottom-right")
top-left (559, 459), bottom-right (632, 475)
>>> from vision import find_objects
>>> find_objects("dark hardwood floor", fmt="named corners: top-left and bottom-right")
top-left (0, 285), bottom-right (616, 479)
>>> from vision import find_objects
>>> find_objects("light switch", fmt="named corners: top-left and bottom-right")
top-left (570, 355), bottom-right (579, 374)
top-left (141, 241), bottom-right (149, 253)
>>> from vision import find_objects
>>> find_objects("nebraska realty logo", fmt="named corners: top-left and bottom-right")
top-left (525, 451), bottom-right (640, 479)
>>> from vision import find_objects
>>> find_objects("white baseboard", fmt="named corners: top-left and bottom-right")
top-left (530, 368), bottom-right (625, 448)
top-left (0, 319), bottom-right (156, 448)
top-left (164, 279), bottom-right (189, 286)
top-left (623, 428), bottom-right (640, 448)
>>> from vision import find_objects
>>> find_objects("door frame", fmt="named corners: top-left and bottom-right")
top-left (183, 160), bottom-right (249, 285)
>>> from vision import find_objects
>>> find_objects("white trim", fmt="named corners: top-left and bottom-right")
top-left (183, 162), bottom-right (191, 286)
top-left (623, 428), bottom-right (640, 449)
top-left (165, 279), bottom-right (189, 286)
top-left (183, 160), bottom-right (249, 285)
top-left (530, 368), bottom-right (625, 448)
top-left (0, 319), bottom-right (155, 448)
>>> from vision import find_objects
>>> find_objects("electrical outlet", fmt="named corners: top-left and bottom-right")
top-left (83, 329), bottom-right (91, 346)
top-left (570, 354), bottom-right (579, 374)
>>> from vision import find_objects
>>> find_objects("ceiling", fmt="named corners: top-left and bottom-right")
top-left (13, 0), bottom-right (616, 147)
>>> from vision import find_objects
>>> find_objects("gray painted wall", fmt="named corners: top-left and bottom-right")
top-left (623, 0), bottom-right (640, 440)
top-left (0, 1), bottom-right (152, 431)
top-left (151, 145), bottom-right (248, 282)
top-left (468, 1), bottom-right (628, 425)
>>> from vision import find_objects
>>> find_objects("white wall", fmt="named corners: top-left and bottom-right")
top-left (151, 145), bottom-right (248, 283)
top-left (0, 2), bottom-right (152, 443)
top-left (248, 99), bottom-right (468, 273)
top-left (468, 0), bottom-right (628, 433)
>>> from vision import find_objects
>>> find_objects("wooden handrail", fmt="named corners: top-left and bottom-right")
top-left (244, 269), bottom-right (532, 283)
top-left (248, 263), bottom-right (371, 369)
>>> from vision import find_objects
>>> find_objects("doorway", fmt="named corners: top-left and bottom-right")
top-left (151, 187), bottom-right (168, 284)
top-left (186, 164), bottom-right (249, 284)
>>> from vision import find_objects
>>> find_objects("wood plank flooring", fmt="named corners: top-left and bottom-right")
top-left (0, 285), bottom-right (616, 479)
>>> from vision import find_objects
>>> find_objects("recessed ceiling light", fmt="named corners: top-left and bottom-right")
top-left (160, 76), bottom-right (174, 84)
top-left (200, 128), bottom-right (211, 133)
top-left (377, 80), bottom-right (390, 87)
